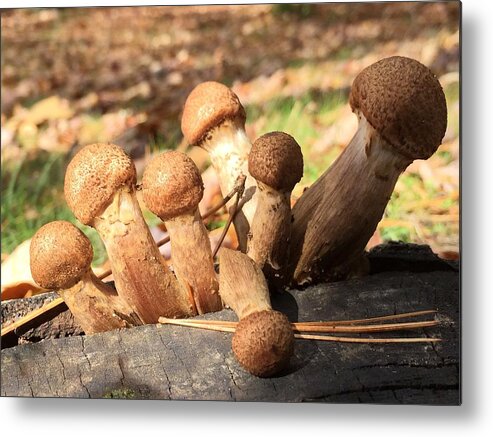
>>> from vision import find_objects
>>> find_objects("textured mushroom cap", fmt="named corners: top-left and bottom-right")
top-left (349, 56), bottom-right (447, 160)
top-left (248, 131), bottom-right (304, 191)
top-left (142, 151), bottom-right (204, 221)
top-left (30, 221), bottom-right (93, 290)
top-left (232, 310), bottom-right (294, 377)
top-left (64, 143), bottom-right (137, 225)
top-left (181, 81), bottom-right (246, 145)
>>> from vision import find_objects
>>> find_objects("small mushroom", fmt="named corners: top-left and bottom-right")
top-left (218, 248), bottom-right (294, 377)
top-left (64, 143), bottom-right (194, 323)
top-left (181, 81), bottom-right (258, 250)
top-left (30, 221), bottom-right (141, 333)
top-left (247, 132), bottom-right (303, 279)
top-left (287, 56), bottom-right (448, 284)
top-left (142, 151), bottom-right (222, 315)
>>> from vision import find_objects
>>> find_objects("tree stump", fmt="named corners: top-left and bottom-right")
top-left (1, 243), bottom-right (460, 403)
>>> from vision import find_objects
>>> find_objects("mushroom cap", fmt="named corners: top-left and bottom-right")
top-left (248, 131), bottom-right (304, 191)
top-left (64, 143), bottom-right (137, 225)
top-left (181, 81), bottom-right (246, 145)
top-left (142, 150), bottom-right (204, 221)
top-left (232, 310), bottom-right (294, 377)
top-left (349, 56), bottom-right (447, 160)
top-left (30, 221), bottom-right (93, 290)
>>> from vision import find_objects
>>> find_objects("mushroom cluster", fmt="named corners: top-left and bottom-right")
top-left (29, 56), bottom-right (446, 378)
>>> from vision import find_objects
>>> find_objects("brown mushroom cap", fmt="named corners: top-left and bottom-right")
top-left (232, 310), bottom-right (294, 377)
top-left (181, 81), bottom-right (246, 145)
top-left (142, 150), bottom-right (204, 221)
top-left (30, 221), bottom-right (93, 290)
top-left (64, 143), bottom-right (137, 225)
top-left (248, 131), bottom-right (304, 192)
top-left (349, 56), bottom-right (447, 160)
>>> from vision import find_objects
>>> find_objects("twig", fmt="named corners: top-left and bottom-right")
top-left (212, 191), bottom-right (242, 258)
top-left (158, 317), bottom-right (440, 343)
top-left (158, 315), bottom-right (438, 334)
top-left (293, 333), bottom-right (440, 343)
top-left (211, 174), bottom-right (246, 258)
top-left (1, 298), bottom-right (68, 339)
top-left (158, 309), bottom-right (437, 328)
top-left (294, 320), bottom-right (438, 333)
top-left (292, 309), bottom-right (438, 326)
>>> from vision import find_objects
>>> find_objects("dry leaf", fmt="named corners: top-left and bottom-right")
top-left (1, 238), bottom-right (44, 300)
top-left (24, 95), bottom-right (74, 126)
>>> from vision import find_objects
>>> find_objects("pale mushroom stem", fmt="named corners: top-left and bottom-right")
top-left (247, 184), bottom-right (292, 272)
top-left (58, 271), bottom-right (141, 334)
top-left (165, 209), bottom-right (222, 315)
top-left (218, 248), bottom-right (271, 319)
top-left (288, 114), bottom-right (412, 285)
top-left (93, 187), bottom-right (195, 323)
top-left (202, 117), bottom-right (257, 251)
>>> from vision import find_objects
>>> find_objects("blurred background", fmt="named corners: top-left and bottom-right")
top-left (1, 3), bottom-right (460, 298)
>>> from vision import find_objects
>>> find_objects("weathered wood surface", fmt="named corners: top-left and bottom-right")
top-left (1, 293), bottom-right (82, 348)
top-left (1, 244), bottom-right (459, 403)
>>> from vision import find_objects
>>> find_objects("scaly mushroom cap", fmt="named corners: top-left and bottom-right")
top-left (181, 81), bottom-right (246, 145)
top-left (64, 143), bottom-right (137, 225)
top-left (142, 150), bottom-right (204, 221)
top-left (349, 56), bottom-right (447, 160)
top-left (232, 310), bottom-right (294, 377)
top-left (30, 221), bottom-right (93, 290)
top-left (248, 131), bottom-right (304, 192)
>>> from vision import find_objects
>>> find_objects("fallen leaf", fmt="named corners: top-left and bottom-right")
top-left (24, 95), bottom-right (74, 126)
top-left (1, 238), bottom-right (44, 300)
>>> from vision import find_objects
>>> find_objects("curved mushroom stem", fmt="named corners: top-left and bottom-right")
top-left (93, 187), bottom-right (195, 323)
top-left (165, 209), bottom-right (222, 315)
top-left (200, 117), bottom-right (258, 251)
top-left (219, 248), bottom-right (271, 319)
top-left (287, 114), bottom-right (412, 285)
top-left (58, 271), bottom-right (142, 334)
top-left (247, 183), bottom-right (292, 278)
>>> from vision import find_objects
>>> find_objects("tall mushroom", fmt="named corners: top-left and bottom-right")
top-left (64, 143), bottom-right (194, 323)
top-left (142, 150), bottom-right (222, 315)
top-left (30, 221), bottom-right (141, 333)
top-left (181, 81), bottom-right (258, 250)
top-left (219, 248), bottom-right (294, 377)
top-left (287, 56), bottom-right (448, 285)
top-left (247, 131), bottom-right (303, 279)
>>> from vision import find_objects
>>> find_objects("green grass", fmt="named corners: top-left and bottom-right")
top-left (206, 219), bottom-right (226, 231)
top-left (1, 151), bottom-right (107, 266)
top-left (246, 88), bottom-right (347, 186)
top-left (102, 388), bottom-right (136, 399)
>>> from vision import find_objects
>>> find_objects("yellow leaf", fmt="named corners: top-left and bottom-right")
top-left (1, 239), bottom-right (44, 300)
top-left (25, 96), bottom-right (74, 126)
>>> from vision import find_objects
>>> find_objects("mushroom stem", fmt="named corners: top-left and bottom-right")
top-left (247, 185), bottom-right (292, 271)
top-left (219, 248), bottom-right (294, 377)
top-left (219, 248), bottom-right (272, 319)
top-left (288, 115), bottom-right (411, 284)
top-left (141, 150), bottom-right (222, 315)
top-left (181, 82), bottom-right (259, 251)
top-left (30, 220), bottom-right (141, 334)
top-left (198, 118), bottom-right (257, 251)
top-left (93, 186), bottom-right (195, 322)
top-left (164, 210), bottom-right (222, 314)
top-left (246, 131), bottom-right (303, 283)
top-left (286, 56), bottom-right (447, 285)
top-left (58, 271), bottom-right (142, 333)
